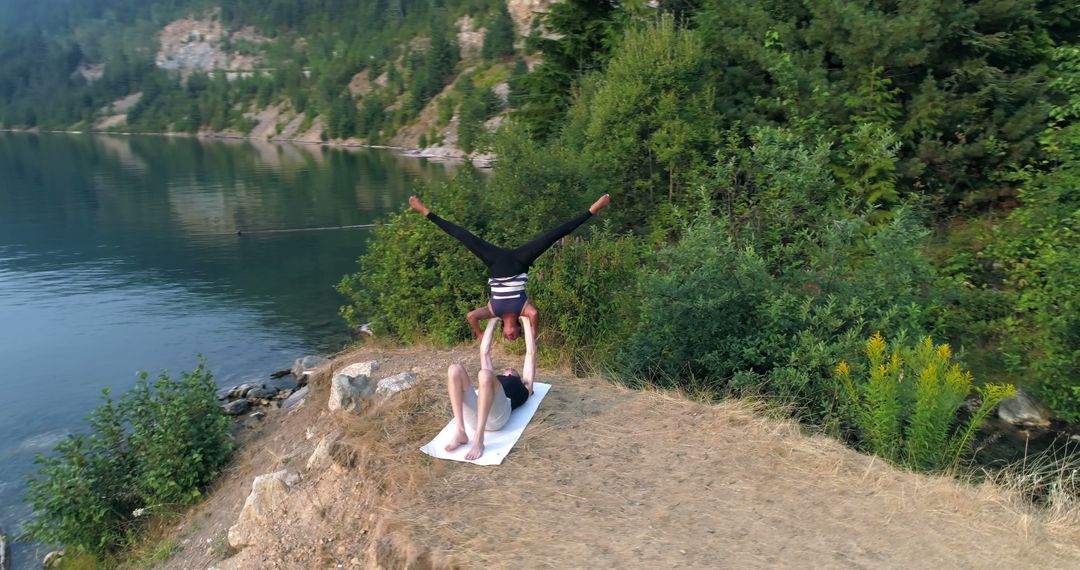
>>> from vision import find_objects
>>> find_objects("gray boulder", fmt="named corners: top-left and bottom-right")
top-left (228, 470), bottom-right (295, 548)
top-left (218, 383), bottom-right (253, 400)
top-left (998, 388), bottom-right (1053, 428)
top-left (282, 385), bottom-right (310, 410)
top-left (223, 399), bottom-right (252, 416)
top-left (306, 431), bottom-right (341, 471)
top-left (291, 355), bottom-right (329, 379)
top-left (43, 551), bottom-right (64, 568)
top-left (337, 360), bottom-right (380, 379)
top-left (376, 372), bottom-right (419, 398)
top-left (328, 373), bottom-right (374, 414)
top-left (247, 385), bottom-right (279, 399)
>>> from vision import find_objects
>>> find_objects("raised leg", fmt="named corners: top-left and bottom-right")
top-left (511, 210), bottom-right (594, 267)
top-left (423, 210), bottom-right (502, 267)
top-left (445, 363), bottom-right (470, 452)
top-left (510, 195), bottom-right (611, 266)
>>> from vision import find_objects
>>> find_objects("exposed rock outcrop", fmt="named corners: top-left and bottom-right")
top-left (156, 17), bottom-right (267, 75)
top-left (228, 470), bottom-right (298, 549)
top-left (376, 372), bottom-right (419, 398)
top-left (328, 373), bottom-right (374, 414)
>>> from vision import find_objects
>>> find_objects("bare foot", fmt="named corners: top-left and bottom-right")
top-left (464, 441), bottom-right (485, 461)
top-left (444, 428), bottom-right (468, 452)
top-left (589, 194), bottom-right (611, 215)
top-left (409, 195), bottom-right (430, 216)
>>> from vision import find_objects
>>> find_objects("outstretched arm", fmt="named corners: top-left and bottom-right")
top-left (521, 316), bottom-right (536, 395)
top-left (511, 194), bottom-right (612, 267)
top-left (479, 318), bottom-right (497, 371)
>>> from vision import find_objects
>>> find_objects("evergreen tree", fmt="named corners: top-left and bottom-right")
top-left (481, 2), bottom-right (516, 60)
top-left (507, 56), bottom-right (529, 108)
top-left (515, 0), bottom-right (619, 140)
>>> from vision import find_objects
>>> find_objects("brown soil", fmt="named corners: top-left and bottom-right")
top-left (151, 344), bottom-right (1080, 569)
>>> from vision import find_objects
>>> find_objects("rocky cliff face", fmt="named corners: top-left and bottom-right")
top-left (155, 16), bottom-right (267, 75)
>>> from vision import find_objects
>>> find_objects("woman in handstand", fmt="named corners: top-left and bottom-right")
top-left (409, 193), bottom-right (611, 340)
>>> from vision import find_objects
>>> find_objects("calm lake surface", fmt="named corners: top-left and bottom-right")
top-left (0, 132), bottom-right (454, 566)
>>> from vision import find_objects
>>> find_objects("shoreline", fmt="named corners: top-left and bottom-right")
top-left (0, 127), bottom-right (495, 167)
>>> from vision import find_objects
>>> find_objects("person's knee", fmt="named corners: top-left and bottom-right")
top-left (477, 369), bottom-right (496, 389)
top-left (447, 363), bottom-right (466, 379)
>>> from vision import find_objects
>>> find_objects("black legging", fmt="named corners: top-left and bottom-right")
top-left (425, 210), bottom-right (593, 277)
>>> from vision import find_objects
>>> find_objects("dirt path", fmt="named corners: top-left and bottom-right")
top-left (155, 345), bottom-right (1080, 569)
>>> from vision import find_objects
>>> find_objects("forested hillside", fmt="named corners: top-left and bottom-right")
top-left (0, 0), bottom-right (534, 151)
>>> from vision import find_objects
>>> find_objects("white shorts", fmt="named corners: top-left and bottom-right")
top-left (462, 381), bottom-right (512, 432)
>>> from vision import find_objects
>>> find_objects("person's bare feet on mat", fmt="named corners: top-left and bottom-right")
top-left (465, 441), bottom-right (485, 461)
top-left (445, 428), bottom-right (469, 452)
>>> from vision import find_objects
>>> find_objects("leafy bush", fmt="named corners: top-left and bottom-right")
top-left (126, 364), bottom-right (234, 507)
top-left (338, 171), bottom-right (491, 343)
top-left (25, 360), bottom-right (232, 555)
top-left (836, 333), bottom-right (1015, 472)
top-left (991, 123), bottom-right (1080, 421)
top-left (529, 225), bottom-right (643, 373)
top-left (618, 216), bottom-right (775, 386)
top-left (338, 129), bottom-right (602, 343)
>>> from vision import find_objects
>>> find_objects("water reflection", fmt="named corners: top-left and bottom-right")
top-left (0, 132), bottom-right (455, 568)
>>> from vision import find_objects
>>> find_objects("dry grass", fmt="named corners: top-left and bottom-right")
top-left (151, 344), bottom-right (1080, 569)
top-left (987, 440), bottom-right (1080, 530)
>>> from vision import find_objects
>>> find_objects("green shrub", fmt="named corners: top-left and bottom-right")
top-left (337, 172), bottom-right (491, 343)
top-left (25, 360), bottom-right (233, 555)
top-left (338, 130), bottom-right (602, 343)
top-left (528, 225), bottom-right (643, 373)
top-left (619, 216), bottom-right (776, 386)
top-left (990, 124), bottom-right (1080, 420)
top-left (24, 390), bottom-right (138, 554)
top-left (125, 363), bottom-right (234, 508)
top-left (837, 333), bottom-right (1015, 472)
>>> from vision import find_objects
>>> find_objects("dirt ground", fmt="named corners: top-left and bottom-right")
top-left (151, 344), bottom-right (1080, 569)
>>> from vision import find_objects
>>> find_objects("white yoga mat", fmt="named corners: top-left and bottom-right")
top-left (420, 382), bottom-right (550, 466)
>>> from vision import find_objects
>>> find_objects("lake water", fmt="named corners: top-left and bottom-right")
top-left (0, 132), bottom-right (454, 567)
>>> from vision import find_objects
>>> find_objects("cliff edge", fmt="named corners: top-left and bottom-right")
top-left (150, 344), bottom-right (1080, 569)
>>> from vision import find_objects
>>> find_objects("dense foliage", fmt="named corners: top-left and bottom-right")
top-left (24, 361), bottom-right (232, 555)
top-left (340, 6), bottom-right (1079, 475)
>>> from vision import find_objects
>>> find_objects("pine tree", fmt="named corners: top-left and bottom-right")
top-left (481, 3), bottom-right (516, 60)
top-left (515, 0), bottom-right (619, 140)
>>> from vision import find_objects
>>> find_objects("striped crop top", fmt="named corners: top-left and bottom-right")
top-left (488, 272), bottom-right (528, 300)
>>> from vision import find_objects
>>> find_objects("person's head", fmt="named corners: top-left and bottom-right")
top-left (500, 312), bottom-right (520, 341)
top-left (500, 366), bottom-right (520, 380)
